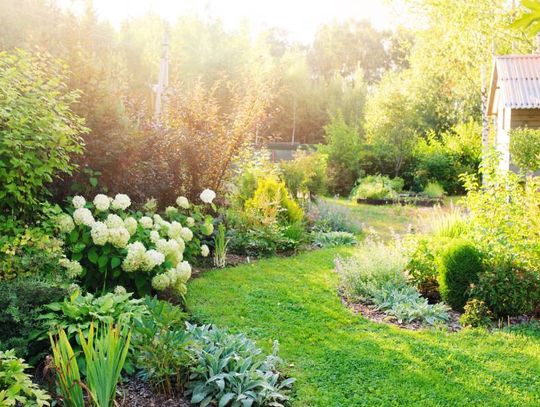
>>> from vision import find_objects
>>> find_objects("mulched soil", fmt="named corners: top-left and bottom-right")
top-left (340, 293), bottom-right (462, 332)
top-left (117, 378), bottom-right (191, 407)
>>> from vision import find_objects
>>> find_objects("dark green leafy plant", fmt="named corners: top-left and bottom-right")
top-left (0, 349), bottom-right (50, 406)
top-left (0, 49), bottom-right (86, 218)
top-left (0, 276), bottom-right (68, 361)
top-left (311, 231), bottom-right (357, 247)
top-left (438, 240), bottom-right (483, 312)
top-left (185, 324), bottom-right (295, 407)
top-left (132, 297), bottom-right (191, 396)
top-left (459, 299), bottom-right (493, 328)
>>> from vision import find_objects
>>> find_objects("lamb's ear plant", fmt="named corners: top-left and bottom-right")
top-left (50, 330), bottom-right (84, 407)
top-left (79, 323), bottom-right (131, 407)
top-left (213, 223), bottom-right (228, 268)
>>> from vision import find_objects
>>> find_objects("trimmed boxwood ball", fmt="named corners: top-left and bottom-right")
top-left (437, 240), bottom-right (483, 311)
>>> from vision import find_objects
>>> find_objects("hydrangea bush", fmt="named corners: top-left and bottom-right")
top-left (55, 190), bottom-right (217, 298)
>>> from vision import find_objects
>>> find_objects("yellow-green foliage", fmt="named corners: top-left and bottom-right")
top-left (245, 177), bottom-right (303, 226)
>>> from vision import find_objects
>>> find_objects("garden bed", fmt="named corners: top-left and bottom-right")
top-left (356, 196), bottom-right (443, 207)
top-left (117, 378), bottom-right (191, 407)
top-left (340, 293), bottom-right (462, 332)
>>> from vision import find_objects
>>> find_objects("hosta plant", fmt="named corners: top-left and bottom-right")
top-left (186, 324), bottom-right (295, 407)
top-left (0, 349), bottom-right (50, 406)
top-left (55, 191), bottom-right (217, 297)
top-left (311, 231), bottom-right (357, 247)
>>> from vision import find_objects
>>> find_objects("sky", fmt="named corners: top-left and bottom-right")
top-left (69, 0), bottom-right (409, 43)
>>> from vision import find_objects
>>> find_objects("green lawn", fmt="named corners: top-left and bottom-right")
top-left (187, 248), bottom-right (540, 406)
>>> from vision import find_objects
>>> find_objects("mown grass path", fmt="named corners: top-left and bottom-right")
top-left (187, 248), bottom-right (540, 406)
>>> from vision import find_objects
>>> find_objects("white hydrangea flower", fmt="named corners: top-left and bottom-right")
top-left (105, 214), bottom-right (124, 229)
top-left (150, 230), bottom-right (160, 243)
top-left (122, 242), bottom-right (147, 272)
top-left (180, 227), bottom-right (193, 242)
top-left (108, 227), bottom-right (130, 248)
top-left (73, 208), bottom-right (95, 227)
top-left (59, 258), bottom-right (84, 279)
top-left (156, 238), bottom-right (183, 266)
top-left (141, 249), bottom-right (165, 271)
top-left (57, 214), bottom-right (75, 234)
top-left (72, 195), bottom-right (86, 209)
top-left (176, 261), bottom-right (192, 282)
top-left (165, 206), bottom-right (178, 216)
top-left (173, 236), bottom-right (186, 253)
top-left (93, 194), bottom-right (110, 211)
top-left (201, 223), bottom-right (214, 236)
top-left (139, 216), bottom-right (153, 229)
top-left (186, 217), bottom-right (195, 227)
top-left (90, 221), bottom-right (109, 246)
top-left (201, 244), bottom-right (210, 257)
top-left (174, 282), bottom-right (187, 295)
top-left (176, 196), bottom-right (190, 209)
top-left (111, 193), bottom-right (131, 210)
top-left (151, 273), bottom-right (171, 291)
top-left (124, 217), bottom-right (138, 235)
top-left (114, 285), bottom-right (127, 295)
top-left (167, 221), bottom-right (183, 239)
top-left (200, 189), bottom-right (216, 204)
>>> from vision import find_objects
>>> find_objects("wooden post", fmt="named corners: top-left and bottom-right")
top-left (153, 26), bottom-right (170, 123)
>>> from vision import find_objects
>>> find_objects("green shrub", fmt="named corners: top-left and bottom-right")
top-left (0, 276), bottom-right (68, 361)
top-left (351, 175), bottom-right (404, 200)
top-left (438, 240), bottom-right (483, 311)
top-left (405, 236), bottom-right (449, 300)
top-left (56, 192), bottom-right (215, 297)
top-left (0, 50), bottom-right (86, 218)
top-left (510, 127), bottom-right (540, 173)
top-left (132, 297), bottom-right (191, 397)
top-left (0, 349), bottom-right (50, 406)
top-left (423, 182), bottom-right (445, 198)
top-left (311, 231), bottom-right (357, 247)
top-left (336, 240), bottom-right (408, 301)
top-left (309, 199), bottom-right (362, 234)
top-left (471, 261), bottom-right (540, 318)
top-left (185, 324), bottom-right (295, 407)
top-left (280, 150), bottom-right (328, 196)
top-left (459, 299), bottom-right (493, 328)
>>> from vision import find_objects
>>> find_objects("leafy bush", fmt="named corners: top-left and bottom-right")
top-left (311, 231), bottom-right (357, 247)
top-left (0, 50), bottom-right (85, 218)
top-left (56, 192), bottom-right (216, 297)
top-left (471, 261), bottom-right (540, 318)
top-left (510, 127), bottom-right (540, 173)
top-left (459, 299), bottom-right (493, 328)
top-left (437, 240), bottom-right (483, 311)
top-left (36, 290), bottom-right (146, 363)
top-left (0, 276), bottom-right (69, 361)
top-left (185, 324), bottom-right (295, 407)
top-left (371, 283), bottom-right (450, 325)
top-left (245, 177), bottom-right (304, 225)
top-left (280, 150), bottom-right (328, 196)
top-left (351, 175), bottom-right (404, 200)
top-left (320, 112), bottom-right (363, 195)
top-left (404, 236), bottom-right (452, 300)
top-left (336, 240), bottom-right (408, 301)
top-left (0, 349), bottom-right (50, 406)
top-left (423, 182), bottom-right (445, 198)
top-left (309, 199), bottom-right (362, 234)
top-left (132, 297), bottom-right (191, 396)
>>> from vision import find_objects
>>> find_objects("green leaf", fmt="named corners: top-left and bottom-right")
top-left (88, 247), bottom-right (99, 264)
top-left (89, 177), bottom-right (98, 187)
top-left (110, 257), bottom-right (122, 269)
top-left (98, 255), bottom-right (108, 268)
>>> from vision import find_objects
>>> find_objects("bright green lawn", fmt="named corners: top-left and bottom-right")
top-left (187, 248), bottom-right (540, 406)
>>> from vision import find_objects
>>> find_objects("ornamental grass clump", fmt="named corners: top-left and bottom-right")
top-left (55, 190), bottom-right (218, 298)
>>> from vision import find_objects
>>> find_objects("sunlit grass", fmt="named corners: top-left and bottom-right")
top-left (187, 248), bottom-right (540, 406)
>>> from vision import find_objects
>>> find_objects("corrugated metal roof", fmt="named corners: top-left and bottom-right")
top-left (495, 55), bottom-right (540, 109)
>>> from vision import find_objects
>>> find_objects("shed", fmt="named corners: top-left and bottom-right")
top-left (487, 54), bottom-right (540, 171)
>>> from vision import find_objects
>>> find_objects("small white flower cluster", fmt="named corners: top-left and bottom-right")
top-left (59, 258), bottom-right (83, 278)
top-left (200, 189), bottom-right (216, 204)
top-left (176, 196), bottom-right (190, 209)
top-left (122, 242), bottom-right (167, 272)
top-left (57, 214), bottom-right (75, 233)
top-left (201, 244), bottom-right (210, 257)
